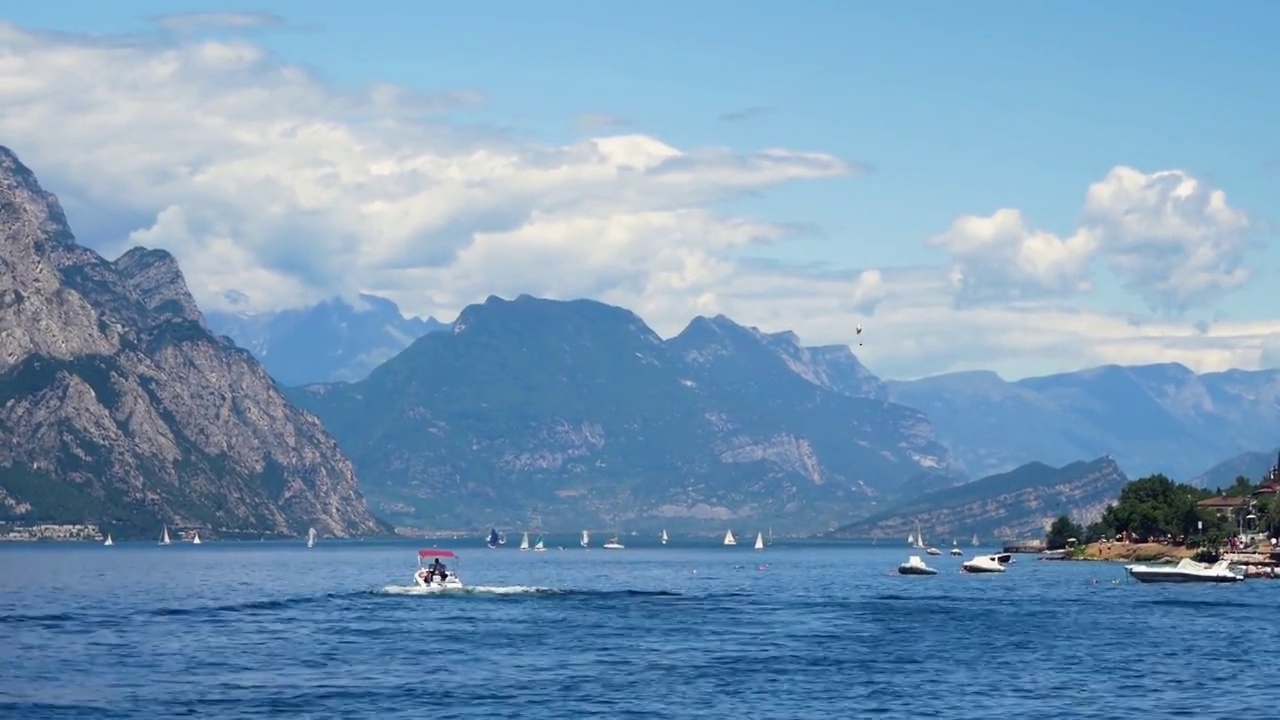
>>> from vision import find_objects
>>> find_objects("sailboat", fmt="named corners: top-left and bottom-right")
top-left (907, 531), bottom-right (915, 546)
top-left (580, 530), bottom-right (590, 548)
top-left (192, 532), bottom-right (202, 545)
top-left (487, 528), bottom-right (501, 549)
top-left (753, 532), bottom-right (765, 551)
top-left (660, 529), bottom-right (668, 545)
top-left (519, 532), bottom-right (530, 551)
top-left (768, 527), bottom-right (774, 546)
top-left (971, 533), bottom-right (980, 546)
top-left (158, 526), bottom-right (171, 546)
top-left (723, 529), bottom-right (737, 546)
top-left (533, 533), bottom-right (546, 552)
top-left (308, 527), bottom-right (318, 548)
top-left (103, 534), bottom-right (113, 546)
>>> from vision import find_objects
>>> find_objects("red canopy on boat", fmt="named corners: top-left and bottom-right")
top-left (418, 549), bottom-right (457, 558)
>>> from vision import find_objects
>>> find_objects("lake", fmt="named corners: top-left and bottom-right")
top-left (0, 537), bottom-right (1271, 718)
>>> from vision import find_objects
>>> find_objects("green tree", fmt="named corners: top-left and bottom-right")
top-left (1045, 515), bottom-right (1084, 550)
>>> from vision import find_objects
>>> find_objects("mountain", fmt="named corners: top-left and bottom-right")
top-left (286, 296), bottom-right (959, 532)
top-left (828, 457), bottom-right (1130, 541)
top-left (886, 363), bottom-right (1280, 481)
top-left (0, 146), bottom-right (390, 539)
top-left (1190, 448), bottom-right (1280, 489)
top-left (205, 294), bottom-right (447, 386)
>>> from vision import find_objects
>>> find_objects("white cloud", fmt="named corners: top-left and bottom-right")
top-left (0, 20), bottom-right (1275, 381)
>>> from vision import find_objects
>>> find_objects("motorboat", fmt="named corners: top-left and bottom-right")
top-left (962, 555), bottom-right (1006, 573)
top-left (926, 546), bottom-right (942, 556)
top-left (1125, 558), bottom-right (1245, 584)
top-left (603, 536), bottom-right (625, 550)
top-left (950, 540), bottom-right (963, 556)
top-left (414, 549), bottom-right (464, 590)
top-left (898, 555), bottom-right (938, 575)
top-left (487, 528), bottom-right (501, 549)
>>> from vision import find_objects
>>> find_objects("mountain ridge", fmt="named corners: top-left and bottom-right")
top-left (0, 146), bottom-right (390, 539)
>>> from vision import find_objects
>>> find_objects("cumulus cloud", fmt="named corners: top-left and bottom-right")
top-left (929, 166), bottom-right (1254, 313)
top-left (0, 20), bottom-right (1274, 380)
top-left (0, 21), bottom-right (851, 318)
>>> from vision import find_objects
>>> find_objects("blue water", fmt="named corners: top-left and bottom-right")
top-left (1, 539), bottom-right (1273, 719)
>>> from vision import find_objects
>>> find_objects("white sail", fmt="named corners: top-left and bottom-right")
top-left (723, 529), bottom-right (737, 546)
top-left (520, 531), bottom-right (530, 551)
top-left (914, 521), bottom-right (926, 548)
top-left (103, 534), bottom-right (113, 546)
top-left (192, 532), bottom-right (202, 545)
top-left (307, 527), bottom-right (317, 548)
top-left (581, 530), bottom-right (589, 548)
top-left (534, 535), bottom-right (545, 551)
top-left (753, 532), bottom-right (764, 551)
top-left (159, 526), bottom-right (171, 546)
top-left (660, 529), bottom-right (668, 545)
top-left (907, 532), bottom-right (915, 545)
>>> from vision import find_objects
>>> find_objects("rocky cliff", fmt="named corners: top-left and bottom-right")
top-left (828, 457), bottom-right (1129, 541)
top-left (288, 295), bottom-right (960, 532)
top-left (0, 147), bottom-right (390, 538)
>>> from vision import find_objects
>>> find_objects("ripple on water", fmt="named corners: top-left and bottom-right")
top-left (0, 543), bottom-right (1273, 719)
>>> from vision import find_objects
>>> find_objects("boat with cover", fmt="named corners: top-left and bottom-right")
top-left (414, 549), bottom-right (464, 590)
top-left (1125, 557), bottom-right (1245, 584)
top-left (962, 555), bottom-right (1006, 573)
top-left (898, 555), bottom-right (937, 575)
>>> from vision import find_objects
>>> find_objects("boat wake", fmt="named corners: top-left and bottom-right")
top-left (378, 584), bottom-right (554, 596)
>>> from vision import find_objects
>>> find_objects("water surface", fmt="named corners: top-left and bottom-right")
top-left (0, 538), bottom-right (1269, 718)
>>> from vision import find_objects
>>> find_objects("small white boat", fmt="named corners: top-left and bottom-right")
top-left (723, 529), bottom-right (737, 546)
top-left (103, 534), bottom-right (113, 546)
top-left (192, 532), bottom-right (202, 545)
top-left (661, 529), bottom-right (668, 545)
top-left (962, 555), bottom-right (1006, 573)
top-left (414, 549), bottom-right (464, 590)
top-left (898, 555), bottom-right (937, 575)
top-left (1126, 558), bottom-right (1245, 584)
top-left (926, 546), bottom-right (942, 556)
top-left (308, 527), bottom-right (318, 548)
top-left (950, 540), bottom-right (963, 556)
top-left (753, 532), bottom-right (765, 551)
top-left (580, 530), bottom-right (590, 548)
top-left (519, 532), bottom-right (530, 551)
top-left (533, 534), bottom-right (546, 552)
top-left (158, 526), bottom-right (171, 546)
top-left (603, 537), bottom-right (625, 550)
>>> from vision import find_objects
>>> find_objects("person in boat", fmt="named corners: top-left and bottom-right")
top-left (429, 557), bottom-right (448, 581)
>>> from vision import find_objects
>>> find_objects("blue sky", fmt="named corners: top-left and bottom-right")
top-left (2, 2), bottom-right (1279, 378)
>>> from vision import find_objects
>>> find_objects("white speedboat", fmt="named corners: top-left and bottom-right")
top-left (962, 555), bottom-right (1006, 573)
top-left (926, 546), bottom-right (942, 556)
top-left (949, 541), bottom-right (963, 556)
top-left (898, 555), bottom-right (938, 575)
top-left (603, 536), bottom-right (625, 550)
top-left (414, 549), bottom-right (464, 590)
top-left (1126, 558), bottom-right (1244, 584)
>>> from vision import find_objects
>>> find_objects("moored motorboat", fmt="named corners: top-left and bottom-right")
top-left (898, 555), bottom-right (938, 575)
top-left (1125, 557), bottom-right (1244, 584)
top-left (962, 555), bottom-right (1006, 573)
top-left (414, 549), bottom-right (464, 590)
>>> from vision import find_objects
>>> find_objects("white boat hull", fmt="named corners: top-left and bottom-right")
top-left (1126, 559), bottom-right (1244, 584)
top-left (602, 542), bottom-right (624, 550)
top-left (962, 556), bottom-right (1006, 573)
top-left (898, 565), bottom-right (937, 575)
top-left (414, 569), bottom-right (464, 590)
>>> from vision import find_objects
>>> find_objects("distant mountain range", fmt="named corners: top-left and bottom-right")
top-left (829, 457), bottom-right (1130, 542)
top-left (205, 295), bottom-right (447, 387)
top-left (286, 296), bottom-right (959, 531)
top-left (0, 147), bottom-right (389, 539)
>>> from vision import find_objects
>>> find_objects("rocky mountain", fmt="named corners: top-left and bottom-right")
top-left (1190, 448), bottom-right (1280, 489)
top-left (0, 146), bottom-right (390, 539)
top-left (206, 294), bottom-right (447, 386)
top-left (287, 295), bottom-right (959, 531)
top-left (885, 364), bottom-right (1280, 481)
top-left (828, 457), bottom-right (1130, 542)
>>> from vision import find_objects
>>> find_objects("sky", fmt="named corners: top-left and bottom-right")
top-left (2, 1), bottom-right (1279, 380)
